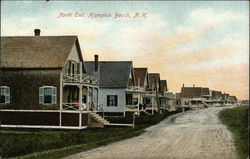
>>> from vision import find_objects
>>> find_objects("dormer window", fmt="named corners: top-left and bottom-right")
top-left (0, 86), bottom-right (10, 104)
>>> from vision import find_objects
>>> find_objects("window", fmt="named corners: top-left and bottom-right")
top-left (126, 94), bottom-right (132, 105)
top-left (65, 60), bottom-right (80, 76)
top-left (107, 95), bottom-right (118, 106)
top-left (132, 98), bottom-right (138, 105)
top-left (0, 86), bottom-right (10, 104)
top-left (39, 86), bottom-right (57, 104)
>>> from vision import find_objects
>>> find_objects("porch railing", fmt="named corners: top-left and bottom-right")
top-left (63, 74), bottom-right (98, 85)
top-left (126, 105), bottom-right (138, 110)
top-left (62, 103), bottom-right (80, 110)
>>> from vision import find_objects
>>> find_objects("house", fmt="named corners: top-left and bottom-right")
top-left (165, 92), bottom-right (176, 112)
top-left (0, 30), bottom-right (108, 129)
top-left (180, 85), bottom-right (210, 108)
top-left (84, 60), bottom-right (135, 116)
top-left (125, 67), bottom-right (149, 115)
top-left (228, 95), bottom-right (237, 104)
top-left (210, 90), bottom-right (224, 106)
top-left (144, 73), bottom-right (161, 114)
top-left (175, 93), bottom-right (181, 107)
top-left (159, 80), bottom-right (168, 112)
top-left (222, 93), bottom-right (230, 105)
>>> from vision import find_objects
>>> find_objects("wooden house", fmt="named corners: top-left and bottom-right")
top-left (0, 30), bottom-right (108, 129)
top-left (180, 85), bottom-right (211, 109)
top-left (125, 67), bottom-right (149, 115)
top-left (84, 60), bottom-right (135, 116)
top-left (210, 90), bottom-right (224, 106)
top-left (159, 80), bottom-right (168, 112)
top-left (144, 73), bottom-right (161, 114)
top-left (165, 92), bottom-right (176, 112)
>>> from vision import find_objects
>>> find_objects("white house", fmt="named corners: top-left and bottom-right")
top-left (85, 59), bottom-right (135, 116)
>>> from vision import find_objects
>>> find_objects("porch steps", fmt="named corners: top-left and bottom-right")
top-left (90, 112), bottom-right (133, 127)
top-left (90, 112), bottom-right (110, 125)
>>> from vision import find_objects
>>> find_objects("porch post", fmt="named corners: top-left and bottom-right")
top-left (59, 72), bottom-right (63, 127)
top-left (79, 85), bottom-right (82, 128)
top-left (152, 97), bottom-right (154, 115)
top-left (87, 86), bottom-right (89, 111)
top-left (80, 62), bottom-right (82, 82)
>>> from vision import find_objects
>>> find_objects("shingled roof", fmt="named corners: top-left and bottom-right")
top-left (0, 36), bottom-right (83, 69)
top-left (181, 87), bottom-right (203, 98)
top-left (134, 68), bottom-right (148, 87)
top-left (181, 86), bottom-right (212, 98)
top-left (160, 80), bottom-right (167, 92)
top-left (148, 73), bottom-right (160, 91)
top-left (84, 61), bottom-right (133, 88)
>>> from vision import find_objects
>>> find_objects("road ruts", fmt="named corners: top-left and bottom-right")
top-left (66, 107), bottom-right (236, 159)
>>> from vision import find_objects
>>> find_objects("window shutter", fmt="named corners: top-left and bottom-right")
top-left (68, 61), bottom-right (72, 75)
top-left (77, 63), bottom-right (80, 74)
top-left (5, 87), bottom-right (10, 104)
top-left (39, 87), bottom-right (44, 104)
top-left (52, 87), bottom-right (57, 104)
top-left (107, 95), bottom-right (110, 106)
top-left (115, 95), bottom-right (118, 106)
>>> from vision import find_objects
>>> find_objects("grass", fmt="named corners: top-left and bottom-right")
top-left (0, 111), bottom-right (180, 159)
top-left (219, 106), bottom-right (249, 159)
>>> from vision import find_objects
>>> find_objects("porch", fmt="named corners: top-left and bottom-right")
top-left (144, 92), bottom-right (159, 114)
top-left (125, 90), bottom-right (144, 113)
top-left (62, 85), bottom-right (103, 112)
top-left (188, 98), bottom-right (205, 109)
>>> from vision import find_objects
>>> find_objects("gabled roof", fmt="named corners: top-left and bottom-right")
top-left (148, 73), bottom-right (160, 89)
top-left (160, 80), bottom-right (167, 92)
top-left (0, 36), bottom-right (83, 69)
top-left (134, 68), bottom-right (148, 87)
top-left (84, 61), bottom-right (133, 88)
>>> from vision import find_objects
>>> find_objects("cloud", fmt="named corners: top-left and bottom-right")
top-left (190, 8), bottom-right (246, 27)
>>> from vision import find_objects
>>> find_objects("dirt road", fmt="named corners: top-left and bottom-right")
top-left (67, 107), bottom-right (236, 159)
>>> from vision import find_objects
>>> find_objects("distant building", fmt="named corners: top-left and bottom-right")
top-left (180, 85), bottom-right (211, 108)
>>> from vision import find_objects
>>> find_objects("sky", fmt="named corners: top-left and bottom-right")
top-left (1, 1), bottom-right (249, 100)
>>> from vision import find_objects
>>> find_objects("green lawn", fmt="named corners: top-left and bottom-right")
top-left (0, 111), bottom-right (179, 159)
top-left (219, 106), bottom-right (249, 159)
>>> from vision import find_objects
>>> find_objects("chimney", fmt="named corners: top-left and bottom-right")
top-left (94, 54), bottom-right (99, 72)
top-left (193, 84), bottom-right (195, 87)
top-left (34, 29), bottom-right (41, 36)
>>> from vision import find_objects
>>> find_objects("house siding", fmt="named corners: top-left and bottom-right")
top-left (0, 69), bottom-right (61, 110)
top-left (98, 88), bottom-right (126, 113)
top-left (67, 43), bottom-right (81, 62)
top-left (0, 112), bottom-right (60, 126)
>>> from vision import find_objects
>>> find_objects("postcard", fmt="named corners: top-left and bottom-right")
top-left (0, 1), bottom-right (248, 159)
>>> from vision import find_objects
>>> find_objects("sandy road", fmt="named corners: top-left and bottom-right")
top-left (67, 107), bottom-right (236, 159)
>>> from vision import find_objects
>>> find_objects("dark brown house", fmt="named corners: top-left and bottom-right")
top-left (0, 30), bottom-right (107, 129)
